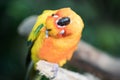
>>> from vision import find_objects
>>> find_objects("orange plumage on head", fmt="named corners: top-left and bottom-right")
top-left (30, 8), bottom-right (84, 66)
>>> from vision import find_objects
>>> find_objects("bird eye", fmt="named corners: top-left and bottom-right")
top-left (57, 17), bottom-right (70, 27)
top-left (51, 14), bottom-right (55, 16)
top-left (51, 14), bottom-right (58, 18)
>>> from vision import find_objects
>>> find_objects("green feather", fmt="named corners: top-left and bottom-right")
top-left (34, 24), bottom-right (44, 36)
top-left (27, 24), bottom-right (44, 47)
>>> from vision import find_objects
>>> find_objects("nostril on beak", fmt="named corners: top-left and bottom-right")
top-left (57, 17), bottom-right (70, 26)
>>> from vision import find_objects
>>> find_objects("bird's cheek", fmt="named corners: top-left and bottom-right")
top-left (49, 30), bottom-right (59, 37)
top-left (46, 17), bottom-right (54, 29)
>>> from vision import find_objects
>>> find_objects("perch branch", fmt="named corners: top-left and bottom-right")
top-left (36, 60), bottom-right (89, 80)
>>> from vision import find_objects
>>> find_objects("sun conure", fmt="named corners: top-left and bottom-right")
top-left (27, 7), bottom-right (84, 67)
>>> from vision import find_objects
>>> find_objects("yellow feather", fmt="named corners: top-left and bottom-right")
top-left (28, 10), bottom-right (57, 42)
top-left (28, 10), bottom-right (57, 63)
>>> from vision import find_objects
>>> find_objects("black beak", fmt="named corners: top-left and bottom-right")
top-left (57, 17), bottom-right (70, 26)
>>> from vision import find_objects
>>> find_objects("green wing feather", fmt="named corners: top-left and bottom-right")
top-left (26, 24), bottom-right (44, 65)
top-left (27, 24), bottom-right (44, 47)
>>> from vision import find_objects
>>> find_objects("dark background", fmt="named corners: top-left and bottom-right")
top-left (0, 0), bottom-right (120, 80)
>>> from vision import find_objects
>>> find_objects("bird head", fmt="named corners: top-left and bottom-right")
top-left (45, 8), bottom-right (84, 38)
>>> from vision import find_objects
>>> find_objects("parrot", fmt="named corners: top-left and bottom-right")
top-left (26, 7), bottom-right (84, 80)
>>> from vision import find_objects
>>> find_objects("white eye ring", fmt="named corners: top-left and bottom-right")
top-left (52, 14), bottom-right (59, 18)
top-left (53, 15), bottom-right (59, 18)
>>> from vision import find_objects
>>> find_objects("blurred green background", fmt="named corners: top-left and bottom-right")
top-left (0, 0), bottom-right (120, 80)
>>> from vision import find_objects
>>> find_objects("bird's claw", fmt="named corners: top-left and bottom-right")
top-left (50, 64), bottom-right (59, 79)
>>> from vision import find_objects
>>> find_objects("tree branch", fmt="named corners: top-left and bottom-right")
top-left (69, 41), bottom-right (120, 80)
